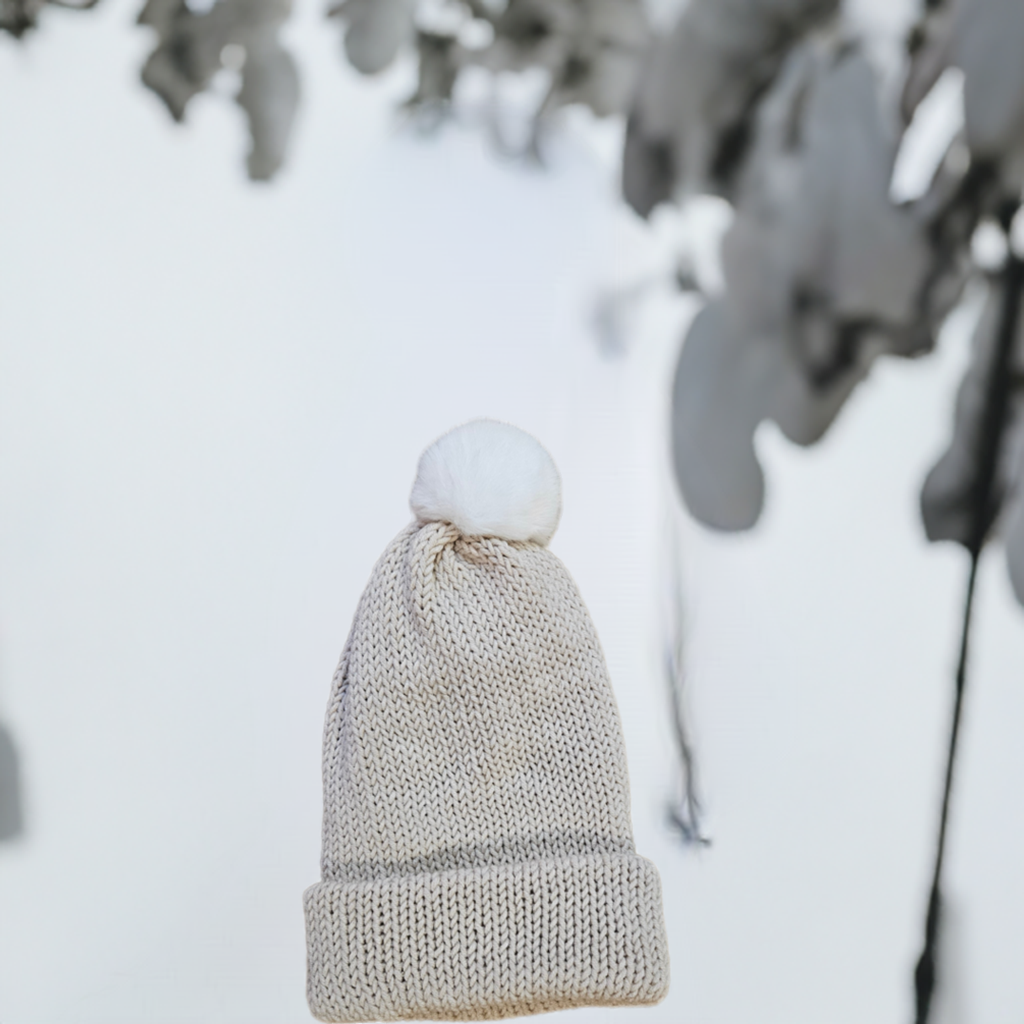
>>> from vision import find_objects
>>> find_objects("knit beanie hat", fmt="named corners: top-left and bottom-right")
top-left (304, 420), bottom-right (670, 1022)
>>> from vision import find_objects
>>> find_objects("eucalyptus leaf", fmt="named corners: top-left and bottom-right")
top-left (1, 0), bottom-right (97, 38)
top-left (1005, 470), bottom-right (1024, 603)
top-left (954, 0), bottom-right (1024, 161)
top-left (469, 0), bottom-right (648, 120)
top-left (330, 0), bottom-right (648, 142)
top-left (139, 0), bottom-right (299, 180)
top-left (238, 32), bottom-right (299, 180)
top-left (921, 281), bottom-right (1024, 559)
top-left (622, 0), bottom-right (839, 216)
top-left (671, 302), bottom-right (766, 530)
top-left (901, 4), bottom-right (956, 125)
top-left (546, 0), bottom-right (648, 118)
top-left (329, 0), bottom-right (415, 76)
top-left (671, 40), bottom-right (934, 531)
top-left (0, 719), bottom-right (23, 842)
top-left (0, 0), bottom-right (45, 36)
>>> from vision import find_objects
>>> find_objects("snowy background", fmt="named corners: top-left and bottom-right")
top-left (2, 2), bottom-right (1024, 1021)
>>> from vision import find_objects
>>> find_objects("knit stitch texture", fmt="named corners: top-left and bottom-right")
top-left (304, 519), bottom-right (669, 1021)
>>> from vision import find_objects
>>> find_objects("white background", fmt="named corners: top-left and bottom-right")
top-left (2, 2), bottom-right (1023, 1021)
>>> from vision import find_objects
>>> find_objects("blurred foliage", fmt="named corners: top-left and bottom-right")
top-left (138, 0), bottom-right (299, 180)
top-left (630, 0), bottom-right (1024, 611)
top-left (330, 0), bottom-right (649, 127)
top-left (6, 0), bottom-right (1021, 605)
top-left (7, 2), bottom-right (1024, 1012)
top-left (0, 720), bottom-right (23, 841)
top-left (0, 0), bottom-right (96, 39)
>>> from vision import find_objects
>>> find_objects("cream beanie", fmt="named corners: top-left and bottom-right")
top-left (304, 420), bottom-right (669, 1022)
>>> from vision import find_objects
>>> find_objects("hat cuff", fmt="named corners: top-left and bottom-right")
top-left (304, 852), bottom-right (669, 1022)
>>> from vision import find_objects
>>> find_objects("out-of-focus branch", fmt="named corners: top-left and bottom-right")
top-left (914, 205), bottom-right (1023, 1024)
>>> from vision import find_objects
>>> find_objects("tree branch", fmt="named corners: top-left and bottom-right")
top-left (914, 209), bottom-right (1023, 1024)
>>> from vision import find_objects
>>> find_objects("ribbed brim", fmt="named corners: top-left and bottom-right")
top-left (304, 852), bottom-right (669, 1022)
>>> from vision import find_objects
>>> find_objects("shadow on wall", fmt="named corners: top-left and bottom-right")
top-left (0, 716), bottom-right (24, 841)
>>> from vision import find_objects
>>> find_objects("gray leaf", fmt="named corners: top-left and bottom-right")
top-left (671, 302), bottom-right (766, 531)
top-left (623, 0), bottom-right (839, 214)
top-left (1, 0), bottom-right (46, 37)
top-left (1, 0), bottom-right (97, 39)
top-left (953, 0), bottom-right (1024, 159)
top-left (901, 5), bottom-right (956, 125)
top-left (330, 0), bottom-right (415, 76)
top-left (671, 40), bottom-right (937, 532)
top-left (1005, 471), bottom-right (1024, 603)
top-left (139, 0), bottom-right (224, 122)
top-left (0, 720), bottom-right (24, 842)
top-left (139, 0), bottom-right (300, 180)
top-left (920, 282), bottom-right (1024, 548)
top-left (796, 52), bottom-right (929, 330)
top-left (238, 40), bottom-right (300, 180)
top-left (547, 0), bottom-right (649, 118)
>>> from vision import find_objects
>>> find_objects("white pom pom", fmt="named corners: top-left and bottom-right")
top-left (410, 420), bottom-right (562, 545)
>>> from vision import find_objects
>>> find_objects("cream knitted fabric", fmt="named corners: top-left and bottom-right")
top-left (304, 422), bottom-right (669, 1022)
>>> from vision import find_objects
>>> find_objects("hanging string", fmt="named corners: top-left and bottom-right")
top-left (662, 508), bottom-right (711, 847)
